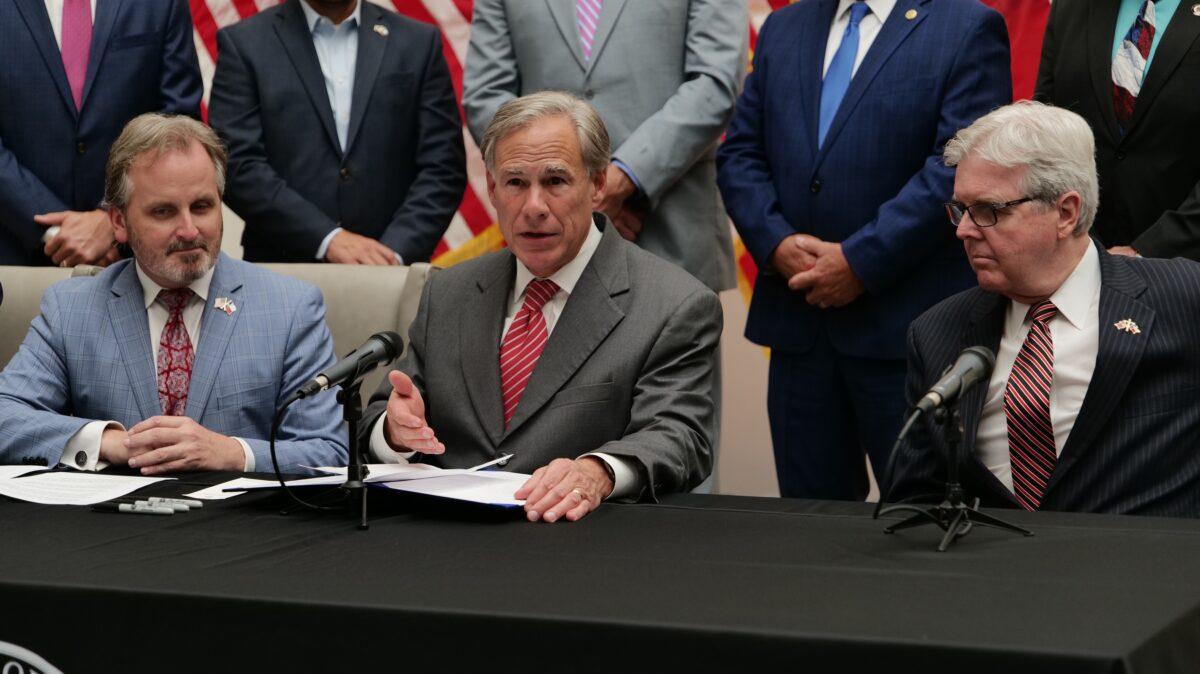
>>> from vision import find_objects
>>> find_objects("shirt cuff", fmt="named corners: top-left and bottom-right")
top-left (316, 226), bottom-right (344, 261)
top-left (582, 451), bottom-right (641, 501)
top-left (611, 159), bottom-right (645, 196)
top-left (60, 420), bottom-right (122, 471)
top-left (234, 437), bottom-right (255, 472)
top-left (368, 413), bottom-right (416, 463)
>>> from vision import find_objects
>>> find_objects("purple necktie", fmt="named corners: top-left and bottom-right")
top-left (575, 0), bottom-right (603, 60)
top-left (61, 0), bottom-right (93, 111)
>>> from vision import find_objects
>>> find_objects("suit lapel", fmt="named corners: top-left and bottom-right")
top-left (1087, 0), bottom-right (1122, 145)
top-left (582, 0), bottom-right (628, 78)
top-left (503, 227), bottom-right (627, 439)
top-left (815, 0), bottom-right (929, 165)
top-left (107, 262), bottom-right (160, 420)
top-left (13, 0), bottom-right (77, 117)
top-left (344, 3), bottom-right (387, 155)
top-left (185, 255), bottom-right (244, 421)
top-left (1045, 247), bottom-right (1153, 496)
top-left (800, 0), bottom-right (837, 161)
top-left (274, 0), bottom-right (342, 157)
top-left (80, 0), bottom-right (123, 112)
top-left (956, 292), bottom-right (1017, 506)
top-left (1124, 5), bottom-right (1200, 137)
top-left (546, 0), bottom-right (588, 73)
top-left (461, 255), bottom-right (515, 448)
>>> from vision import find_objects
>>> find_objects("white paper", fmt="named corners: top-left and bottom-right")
top-left (379, 471), bottom-right (529, 507)
top-left (0, 472), bottom-right (174, 505)
top-left (184, 477), bottom-right (276, 500)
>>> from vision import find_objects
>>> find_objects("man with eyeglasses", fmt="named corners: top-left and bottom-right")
top-left (887, 101), bottom-right (1200, 517)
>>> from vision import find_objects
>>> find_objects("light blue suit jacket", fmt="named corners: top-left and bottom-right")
top-left (0, 253), bottom-right (347, 471)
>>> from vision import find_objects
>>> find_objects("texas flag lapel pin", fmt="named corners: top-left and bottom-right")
top-left (1113, 318), bottom-right (1140, 335)
top-left (214, 297), bottom-right (237, 316)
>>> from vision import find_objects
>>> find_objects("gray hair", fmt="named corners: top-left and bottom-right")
top-left (105, 113), bottom-right (227, 210)
top-left (480, 91), bottom-right (610, 176)
top-left (944, 100), bottom-right (1099, 235)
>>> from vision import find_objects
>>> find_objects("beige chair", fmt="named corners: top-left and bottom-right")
top-left (0, 262), bottom-right (432, 397)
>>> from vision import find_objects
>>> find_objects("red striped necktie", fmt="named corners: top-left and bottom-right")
top-left (1005, 300), bottom-right (1058, 511)
top-left (500, 279), bottom-right (560, 426)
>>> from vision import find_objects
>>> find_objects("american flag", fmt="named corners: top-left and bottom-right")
top-left (191, 0), bottom-right (1049, 295)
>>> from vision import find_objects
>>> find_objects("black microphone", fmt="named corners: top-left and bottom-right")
top-left (294, 331), bottom-right (403, 399)
top-left (914, 346), bottom-right (996, 414)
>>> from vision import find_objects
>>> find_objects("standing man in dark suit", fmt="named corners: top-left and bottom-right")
top-left (1036, 0), bottom-right (1200, 260)
top-left (362, 92), bottom-right (721, 522)
top-left (208, 0), bottom-right (466, 265)
top-left (890, 102), bottom-right (1200, 518)
top-left (717, 0), bottom-right (1011, 500)
top-left (0, 0), bottom-right (202, 266)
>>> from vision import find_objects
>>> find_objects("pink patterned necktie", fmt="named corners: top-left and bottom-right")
top-left (1005, 300), bottom-right (1058, 511)
top-left (499, 279), bottom-right (559, 426)
top-left (575, 0), bottom-right (603, 60)
top-left (61, 0), bottom-right (93, 111)
top-left (157, 288), bottom-right (195, 417)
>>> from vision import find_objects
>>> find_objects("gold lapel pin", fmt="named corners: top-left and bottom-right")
top-left (374, 24), bottom-right (389, 37)
top-left (905, 9), bottom-right (918, 20)
top-left (1113, 318), bottom-right (1141, 335)
top-left (214, 297), bottom-right (237, 316)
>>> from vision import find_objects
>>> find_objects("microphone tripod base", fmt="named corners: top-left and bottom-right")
top-left (879, 494), bottom-right (1031, 552)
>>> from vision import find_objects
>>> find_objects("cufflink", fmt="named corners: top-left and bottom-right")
top-left (75, 450), bottom-right (88, 467)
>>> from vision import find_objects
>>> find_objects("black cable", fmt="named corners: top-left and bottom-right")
top-left (270, 393), bottom-right (343, 512)
top-left (872, 409), bottom-right (922, 519)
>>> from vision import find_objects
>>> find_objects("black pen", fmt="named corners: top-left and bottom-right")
top-left (15, 464), bottom-right (84, 478)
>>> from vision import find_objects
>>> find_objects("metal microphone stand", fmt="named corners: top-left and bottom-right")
top-left (877, 400), bottom-right (1031, 551)
top-left (337, 378), bottom-right (370, 530)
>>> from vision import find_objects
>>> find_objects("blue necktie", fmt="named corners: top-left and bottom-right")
top-left (819, 1), bottom-right (871, 147)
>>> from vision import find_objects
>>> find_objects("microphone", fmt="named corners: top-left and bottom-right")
top-left (914, 346), bottom-right (996, 414)
top-left (294, 331), bottom-right (403, 399)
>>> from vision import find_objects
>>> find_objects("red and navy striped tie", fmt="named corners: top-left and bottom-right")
top-left (1005, 300), bottom-right (1058, 511)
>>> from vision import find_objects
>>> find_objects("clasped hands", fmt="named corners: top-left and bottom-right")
top-left (100, 416), bottom-right (246, 474)
top-left (383, 370), bottom-right (613, 522)
top-left (771, 233), bottom-right (865, 309)
top-left (36, 209), bottom-right (121, 268)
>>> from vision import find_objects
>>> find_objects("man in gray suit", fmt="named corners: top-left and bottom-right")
top-left (363, 92), bottom-right (721, 523)
top-left (462, 0), bottom-right (746, 293)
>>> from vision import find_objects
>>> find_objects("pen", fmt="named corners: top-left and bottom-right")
top-left (91, 502), bottom-right (174, 515)
top-left (470, 454), bottom-right (514, 472)
top-left (115, 498), bottom-right (188, 512)
top-left (146, 497), bottom-right (203, 509)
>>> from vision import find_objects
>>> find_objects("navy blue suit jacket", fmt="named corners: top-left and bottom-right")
top-left (209, 0), bottom-right (466, 263)
top-left (0, 0), bottom-right (202, 265)
top-left (890, 244), bottom-right (1200, 518)
top-left (717, 0), bottom-right (1011, 359)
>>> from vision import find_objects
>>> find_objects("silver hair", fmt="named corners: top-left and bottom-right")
top-left (480, 91), bottom-right (610, 176)
top-left (105, 113), bottom-right (227, 210)
top-left (944, 100), bottom-right (1099, 235)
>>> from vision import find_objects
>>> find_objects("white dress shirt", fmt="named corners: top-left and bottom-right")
top-left (975, 244), bottom-right (1101, 491)
top-left (370, 223), bottom-right (643, 500)
top-left (43, 0), bottom-right (98, 48)
top-left (823, 0), bottom-right (896, 78)
top-left (60, 263), bottom-right (256, 471)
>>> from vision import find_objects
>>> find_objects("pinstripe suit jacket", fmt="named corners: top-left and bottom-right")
top-left (0, 253), bottom-right (347, 471)
top-left (889, 243), bottom-right (1200, 517)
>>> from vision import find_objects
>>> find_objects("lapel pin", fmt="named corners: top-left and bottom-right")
top-left (905, 9), bottom-right (918, 19)
top-left (1113, 318), bottom-right (1141, 335)
top-left (1193, 3), bottom-right (1200, 16)
top-left (374, 24), bottom-right (389, 37)
top-left (214, 297), bottom-right (237, 316)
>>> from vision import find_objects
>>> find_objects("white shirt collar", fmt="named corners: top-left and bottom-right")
top-left (135, 261), bottom-right (216, 310)
top-left (513, 220), bottom-right (603, 302)
top-left (834, 0), bottom-right (895, 23)
top-left (1006, 242), bottom-right (1100, 331)
top-left (300, 0), bottom-right (361, 31)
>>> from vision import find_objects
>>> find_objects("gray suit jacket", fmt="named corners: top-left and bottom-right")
top-left (462, 0), bottom-right (746, 291)
top-left (360, 221), bottom-right (721, 500)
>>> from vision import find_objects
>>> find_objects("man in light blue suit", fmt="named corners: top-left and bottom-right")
top-left (0, 114), bottom-right (346, 473)
top-left (718, 0), bottom-right (1011, 500)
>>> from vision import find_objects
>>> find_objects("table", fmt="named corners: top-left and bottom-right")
top-left (1, 472), bottom-right (1199, 673)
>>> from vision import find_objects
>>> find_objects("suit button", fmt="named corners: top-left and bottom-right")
top-left (1115, 151), bottom-right (1126, 160)
top-left (584, 89), bottom-right (595, 99)
top-left (75, 450), bottom-right (88, 466)
top-left (810, 180), bottom-right (821, 193)
top-left (339, 167), bottom-right (350, 180)
top-left (76, 142), bottom-right (86, 155)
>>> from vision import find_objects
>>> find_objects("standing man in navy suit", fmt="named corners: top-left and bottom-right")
top-left (890, 102), bottom-right (1200, 517)
top-left (717, 0), bottom-right (1011, 499)
top-left (0, 0), bottom-right (202, 266)
top-left (208, 0), bottom-right (466, 265)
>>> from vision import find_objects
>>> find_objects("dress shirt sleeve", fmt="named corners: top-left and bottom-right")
top-left (582, 451), bottom-right (642, 501)
top-left (368, 413), bottom-right (416, 463)
top-left (233, 437), bottom-right (255, 472)
top-left (315, 227), bottom-right (344, 261)
top-left (58, 420), bottom-right (123, 471)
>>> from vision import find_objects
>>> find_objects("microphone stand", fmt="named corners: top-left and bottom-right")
top-left (877, 399), bottom-right (1031, 551)
top-left (338, 377), bottom-right (370, 530)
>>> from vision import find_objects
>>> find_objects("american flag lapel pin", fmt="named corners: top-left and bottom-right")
top-left (374, 24), bottom-right (389, 37)
top-left (1113, 318), bottom-right (1140, 335)
top-left (214, 297), bottom-right (237, 316)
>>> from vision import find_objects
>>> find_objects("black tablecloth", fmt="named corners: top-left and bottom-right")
top-left (1, 472), bottom-right (1199, 673)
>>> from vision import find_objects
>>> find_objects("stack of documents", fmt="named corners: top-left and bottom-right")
top-left (0, 466), bottom-right (174, 505)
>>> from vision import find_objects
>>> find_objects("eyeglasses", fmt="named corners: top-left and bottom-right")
top-left (944, 197), bottom-right (1036, 228)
